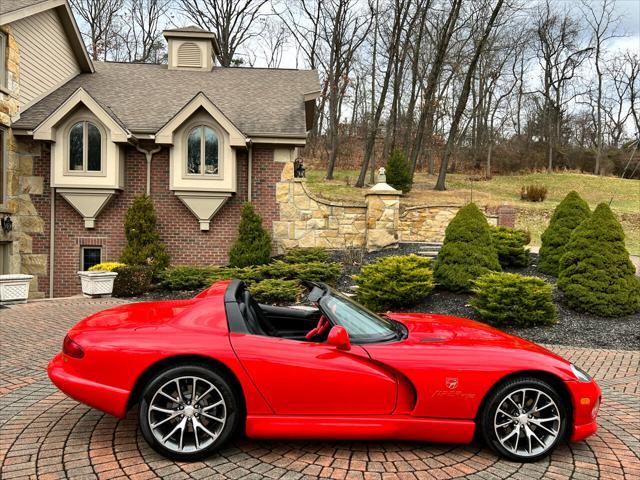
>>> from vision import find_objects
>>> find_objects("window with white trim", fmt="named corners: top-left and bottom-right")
top-left (187, 125), bottom-right (220, 175)
top-left (69, 121), bottom-right (102, 172)
top-left (81, 246), bottom-right (102, 271)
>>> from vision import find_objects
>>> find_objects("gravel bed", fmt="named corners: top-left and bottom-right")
top-left (129, 244), bottom-right (640, 351)
top-left (329, 244), bottom-right (640, 351)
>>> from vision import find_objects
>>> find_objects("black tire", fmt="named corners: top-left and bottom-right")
top-left (138, 364), bottom-right (240, 461)
top-left (480, 377), bottom-right (568, 462)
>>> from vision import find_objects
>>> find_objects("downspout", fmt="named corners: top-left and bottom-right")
top-left (49, 185), bottom-right (55, 298)
top-left (135, 145), bottom-right (162, 196)
top-left (247, 140), bottom-right (253, 202)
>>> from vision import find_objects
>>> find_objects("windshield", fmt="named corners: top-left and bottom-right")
top-left (319, 288), bottom-right (398, 343)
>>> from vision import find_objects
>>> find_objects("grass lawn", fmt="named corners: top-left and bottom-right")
top-left (306, 169), bottom-right (640, 255)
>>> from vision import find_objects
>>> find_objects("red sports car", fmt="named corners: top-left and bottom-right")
top-left (49, 280), bottom-right (600, 462)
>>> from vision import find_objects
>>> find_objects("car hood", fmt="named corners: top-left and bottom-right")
top-left (68, 300), bottom-right (196, 335)
top-left (386, 312), bottom-right (563, 359)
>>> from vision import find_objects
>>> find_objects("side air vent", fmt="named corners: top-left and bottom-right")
top-left (177, 42), bottom-right (202, 68)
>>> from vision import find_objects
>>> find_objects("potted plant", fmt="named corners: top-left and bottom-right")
top-left (78, 262), bottom-right (124, 298)
top-left (0, 274), bottom-right (34, 304)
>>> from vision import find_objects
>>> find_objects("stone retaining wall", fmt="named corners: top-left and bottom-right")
top-left (399, 205), bottom-right (498, 243)
top-left (273, 173), bottom-right (504, 252)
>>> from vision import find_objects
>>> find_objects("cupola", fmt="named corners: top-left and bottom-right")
top-left (163, 27), bottom-right (219, 71)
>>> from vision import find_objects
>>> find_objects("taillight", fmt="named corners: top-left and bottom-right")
top-left (63, 335), bottom-right (84, 359)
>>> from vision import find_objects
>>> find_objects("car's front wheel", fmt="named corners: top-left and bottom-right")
top-left (138, 365), bottom-right (239, 461)
top-left (480, 377), bottom-right (568, 462)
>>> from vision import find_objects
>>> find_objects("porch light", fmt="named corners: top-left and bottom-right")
top-left (1, 215), bottom-right (12, 234)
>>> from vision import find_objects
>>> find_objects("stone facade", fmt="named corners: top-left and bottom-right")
top-left (1, 26), bottom-right (47, 297)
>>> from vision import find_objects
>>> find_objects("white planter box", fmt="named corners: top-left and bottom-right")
top-left (78, 271), bottom-right (118, 297)
top-left (0, 274), bottom-right (34, 304)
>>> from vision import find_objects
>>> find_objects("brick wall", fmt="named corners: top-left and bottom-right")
top-left (31, 144), bottom-right (277, 297)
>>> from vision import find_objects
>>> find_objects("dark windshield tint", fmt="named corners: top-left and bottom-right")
top-left (320, 289), bottom-right (396, 342)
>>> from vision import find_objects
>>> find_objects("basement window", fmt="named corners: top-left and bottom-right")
top-left (81, 246), bottom-right (102, 271)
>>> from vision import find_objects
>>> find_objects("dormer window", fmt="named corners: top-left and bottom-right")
top-left (68, 121), bottom-right (102, 172)
top-left (187, 125), bottom-right (219, 175)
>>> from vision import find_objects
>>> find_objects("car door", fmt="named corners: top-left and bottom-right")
top-left (230, 332), bottom-right (398, 415)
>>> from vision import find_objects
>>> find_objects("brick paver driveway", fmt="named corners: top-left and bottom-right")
top-left (1, 298), bottom-right (639, 480)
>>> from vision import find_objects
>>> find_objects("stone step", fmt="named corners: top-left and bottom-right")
top-left (418, 246), bottom-right (441, 252)
top-left (417, 251), bottom-right (439, 258)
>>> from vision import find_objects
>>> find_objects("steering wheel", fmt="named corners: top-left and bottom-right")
top-left (305, 315), bottom-right (330, 340)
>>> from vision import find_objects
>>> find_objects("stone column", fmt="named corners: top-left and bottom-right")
top-left (365, 182), bottom-right (401, 252)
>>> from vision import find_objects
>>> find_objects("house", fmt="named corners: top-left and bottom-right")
top-left (0, 0), bottom-right (320, 297)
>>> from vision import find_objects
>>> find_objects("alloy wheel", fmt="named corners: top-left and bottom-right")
top-left (147, 376), bottom-right (227, 453)
top-left (493, 387), bottom-right (561, 458)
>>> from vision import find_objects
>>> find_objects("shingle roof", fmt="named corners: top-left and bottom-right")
top-left (0, 0), bottom-right (52, 15)
top-left (164, 26), bottom-right (211, 34)
top-left (14, 61), bottom-right (320, 137)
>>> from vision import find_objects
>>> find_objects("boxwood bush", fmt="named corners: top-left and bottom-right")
top-left (112, 265), bottom-right (153, 297)
top-left (434, 203), bottom-right (501, 292)
top-left (284, 247), bottom-right (330, 264)
top-left (490, 226), bottom-right (530, 268)
top-left (249, 279), bottom-right (304, 305)
top-left (354, 254), bottom-right (434, 311)
top-left (258, 261), bottom-right (342, 284)
top-left (558, 203), bottom-right (640, 317)
top-left (538, 191), bottom-right (591, 276)
top-left (471, 272), bottom-right (556, 327)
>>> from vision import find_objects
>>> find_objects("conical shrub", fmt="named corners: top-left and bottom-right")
top-left (558, 203), bottom-right (640, 317)
top-left (229, 202), bottom-right (272, 267)
top-left (385, 148), bottom-right (412, 193)
top-left (538, 191), bottom-right (590, 276)
top-left (434, 203), bottom-right (501, 292)
top-left (120, 195), bottom-right (169, 275)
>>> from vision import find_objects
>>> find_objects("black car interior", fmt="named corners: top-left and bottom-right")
top-left (224, 280), bottom-right (323, 341)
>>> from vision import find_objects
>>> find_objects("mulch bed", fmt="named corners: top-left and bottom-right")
top-left (131, 243), bottom-right (640, 351)
top-left (330, 244), bottom-right (640, 351)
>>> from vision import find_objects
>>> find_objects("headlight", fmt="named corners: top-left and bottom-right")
top-left (571, 364), bottom-right (592, 382)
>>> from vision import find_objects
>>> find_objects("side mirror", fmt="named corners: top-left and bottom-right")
top-left (327, 325), bottom-right (351, 351)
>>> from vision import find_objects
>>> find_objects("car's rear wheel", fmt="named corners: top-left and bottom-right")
top-left (138, 365), bottom-right (239, 461)
top-left (480, 377), bottom-right (567, 462)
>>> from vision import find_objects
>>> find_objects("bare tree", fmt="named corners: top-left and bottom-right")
top-left (322, 0), bottom-right (373, 180)
top-left (355, 0), bottom-right (429, 187)
top-left (114, 0), bottom-right (170, 63)
top-left (581, 0), bottom-right (621, 174)
top-left (534, 1), bottom-right (591, 171)
top-left (178, 0), bottom-right (269, 67)
top-left (70, 0), bottom-right (124, 60)
top-left (434, 0), bottom-right (506, 190)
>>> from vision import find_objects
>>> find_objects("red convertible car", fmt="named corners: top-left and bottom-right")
top-left (49, 280), bottom-right (600, 462)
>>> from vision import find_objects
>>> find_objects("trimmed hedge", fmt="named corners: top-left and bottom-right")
top-left (558, 203), bottom-right (640, 317)
top-left (229, 202), bottom-right (272, 267)
top-left (538, 191), bottom-right (591, 276)
top-left (112, 265), bottom-right (153, 297)
top-left (354, 254), bottom-right (434, 311)
top-left (491, 226), bottom-right (530, 268)
top-left (434, 203), bottom-right (501, 292)
top-left (258, 261), bottom-right (342, 284)
top-left (471, 272), bottom-right (556, 327)
top-left (249, 279), bottom-right (304, 305)
top-left (284, 247), bottom-right (330, 264)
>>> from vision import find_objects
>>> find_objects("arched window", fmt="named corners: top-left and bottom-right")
top-left (69, 121), bottom-right (101, 172)
top-left (187, 126), bottom-right (219, 175)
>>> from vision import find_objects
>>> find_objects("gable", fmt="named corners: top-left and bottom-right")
top-left (10, 8), bottom-right (81, 108)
